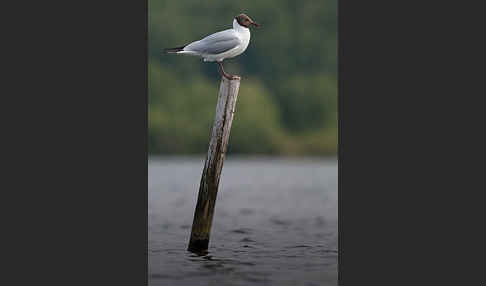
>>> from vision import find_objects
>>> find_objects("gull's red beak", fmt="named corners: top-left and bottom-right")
top-left (251, 21), bottom-right (260, 28)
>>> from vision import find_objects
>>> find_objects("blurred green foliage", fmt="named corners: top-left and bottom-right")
top-left (149, 0), bottom-right (337, 155)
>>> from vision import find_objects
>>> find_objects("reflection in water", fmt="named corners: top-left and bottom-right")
top-left (149, 157), bottom-right (337, 286)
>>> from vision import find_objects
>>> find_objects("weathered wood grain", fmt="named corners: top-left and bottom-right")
top-left (188, 77), bottom-right (241, 253)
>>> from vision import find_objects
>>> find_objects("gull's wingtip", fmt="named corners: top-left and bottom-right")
top-left (163, 45), bottom-right (186, 54)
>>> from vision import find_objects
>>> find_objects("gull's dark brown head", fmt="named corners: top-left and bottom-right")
top-left (235, 13), bottom-right (259, 28)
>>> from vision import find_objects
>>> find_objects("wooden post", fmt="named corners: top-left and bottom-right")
top-left (188, 77), bottom-right (241, 253)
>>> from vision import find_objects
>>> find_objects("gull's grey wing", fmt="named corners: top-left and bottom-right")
top-left (199, 39), bottom-right (240, 54)
top-left (185, 29), bottom-right (241, 55)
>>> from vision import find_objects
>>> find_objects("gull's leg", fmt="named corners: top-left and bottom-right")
top-left (217, 61), bottom-right (239, 80)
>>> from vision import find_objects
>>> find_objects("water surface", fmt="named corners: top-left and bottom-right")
top-left (149, 157), bottom-right (337, 286)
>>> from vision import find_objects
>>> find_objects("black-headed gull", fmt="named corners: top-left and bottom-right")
top-left (165, 13), bottom-right (259, 80)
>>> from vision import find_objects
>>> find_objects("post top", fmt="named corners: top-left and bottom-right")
top-left (222, 75), bottom-right (241, 81)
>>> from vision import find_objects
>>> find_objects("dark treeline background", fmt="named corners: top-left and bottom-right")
top-left (149, 0), bottom-right (337, 156)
